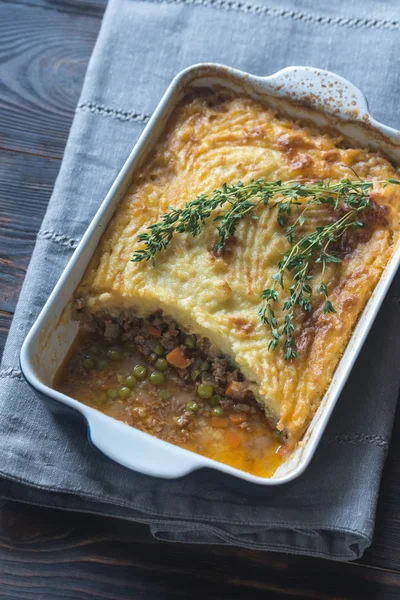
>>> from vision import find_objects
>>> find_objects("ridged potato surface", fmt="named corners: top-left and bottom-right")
top-left (76, 94), bottom-right (400, 442)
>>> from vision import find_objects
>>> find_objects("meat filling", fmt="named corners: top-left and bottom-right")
top-left (74, 301), bottom-right (260, 413)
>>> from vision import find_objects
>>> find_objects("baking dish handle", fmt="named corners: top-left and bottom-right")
top-left (263, 66), bottom-right (369, 117)
top-left (86, 410), bottom-right (204, 479)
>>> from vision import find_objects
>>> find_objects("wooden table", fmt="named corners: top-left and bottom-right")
top-left (1, 0), bottom-right (400, 597)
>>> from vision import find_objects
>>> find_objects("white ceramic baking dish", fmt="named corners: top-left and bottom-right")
top-left (20, 64), bottom-right (400, 485)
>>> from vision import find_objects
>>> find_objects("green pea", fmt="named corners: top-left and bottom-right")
top-left (212, 406), bottom-right (224, 417)
top-left (155, 358), bottom-right (168, 371)
top-left (197, 383), bottom-right (214, 399)
top-left (149, 371), bottom-right (165, 386)
top-left (190, 369), bottom-right (201, 382)
top-left (159, 389), bottom-right (171, 401)
top-left (209, 394), bottom-right (221, 406)
top-left (89, 344), bottom-right (101, 356)
top-left (118, 385), bottom-right (131, 399)
top-left (107, 347), bottom-right (122, 361)
top-left (124, 375), bottom-right (137, 388)
top-left (133, 365), bottom-right (147, 380)
top-left (186, 400), bottom-right (199, 412)
top-left (82, 357), bottom-right (96, 370)
top-left (184, 335), bottom-right (196, 349)
top-left (97, 359), bottom-right (109, 370)
top-left (123, 341), bottom-right (136, 353)
top-left (98, 392), bottom-right (107, 404)
top-left (154, 343), bottom-right (165, 357)
top-left (107, 388), bottom-right (118, 400)
top-left (200, 361), bottom-right (210, 372)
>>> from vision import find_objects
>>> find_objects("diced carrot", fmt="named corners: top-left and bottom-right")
top-left (225, 381), bottom-right (241, 397)
top-left (211, 417), bottom-right (229, 428)
top-left (229, 414), bottom-right (247, 425)
top-left (166, 346), bottom-right (191, 369)
top-left (226, 429), bottom-right (241, 448)
top-left (146, 325), bottom-right (162, 337)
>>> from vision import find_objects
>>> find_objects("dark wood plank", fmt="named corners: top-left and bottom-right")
top-left (2, 0), bottom-right (107, 18)
top-left (0, 311), bottom-right (12, 357)
top-left (0, 2), bottom-right (102, 158)
top-left (0, 150), bottom-right (61, 321)
top-left (1, 500), bottom-right (400, 600)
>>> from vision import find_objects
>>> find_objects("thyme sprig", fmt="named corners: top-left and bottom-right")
top-left (132, 177), bottom-right (400, 359)
top-left (259, 201), bottom-right (370, 360)
top-left (132, 180), bottom-right (283, 263)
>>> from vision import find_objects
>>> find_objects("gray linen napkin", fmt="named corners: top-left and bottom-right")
top-left (1, 0), bottom-right (400, 561)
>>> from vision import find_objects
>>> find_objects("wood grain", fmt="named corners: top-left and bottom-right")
top-left (0, 0), bottom-right (102, 335)
top-left (0, 150), bottom-right (61, 319)
top-left (1, 501), bottom-right (400, 600)
top-left (2, 0), bottom-right (108, 18)
top-left (0, 3), bottom-right (102, 158)
top-left (0, 311), bottom-right (12, 357)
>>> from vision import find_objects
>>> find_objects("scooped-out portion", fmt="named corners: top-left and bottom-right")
top-left (55, 307), bottom-right (283, 478)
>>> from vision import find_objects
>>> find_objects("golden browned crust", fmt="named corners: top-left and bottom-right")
top-left (75, 93), bottom-right (400, 443)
